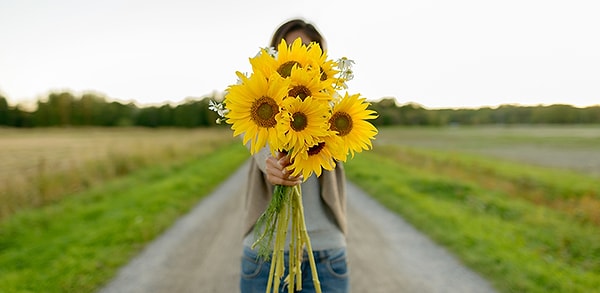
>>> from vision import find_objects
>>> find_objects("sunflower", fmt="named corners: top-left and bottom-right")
top-left (287, 133), bottom-right (346, 179)
top-left (250, 38), bottom-right (319, 80)
top-left (249, 47), bottom-right (278, 79)
top-left (329, 92), bottom-right (378, 158)
top-left (306, 42), bottom-right (339, 93)
top-left (287, 66), bottom-right (332, 102)
top-left (224, 71), bottom-right (290, 154)
top-left (277, 96), bottom-right (331, 157)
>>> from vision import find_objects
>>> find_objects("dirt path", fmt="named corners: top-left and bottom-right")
top-left (98, 161), bottom-right (497, 293)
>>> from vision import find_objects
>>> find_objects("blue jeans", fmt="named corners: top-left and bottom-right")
top-left (240, 246), bottom-right (349, 293)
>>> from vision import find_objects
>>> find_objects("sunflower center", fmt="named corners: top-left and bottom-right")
top-left (278, 61), bottom-right (301, 78)
top-left (251, 96), bottom-right (279, 128)
top-left (330, 112), bottom-right (353, 136)
top-left (307, 142), bottom-right (325, 156)
top-left (291, 112), bottom-right (308, 131)
top-left (288, 85), bottom-right (311, 101)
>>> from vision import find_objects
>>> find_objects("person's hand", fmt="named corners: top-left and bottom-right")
top-left (265, 152), bottom-right (303, 186)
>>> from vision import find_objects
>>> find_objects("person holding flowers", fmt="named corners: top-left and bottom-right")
top-left (220, 18), bottom-right (378, 293)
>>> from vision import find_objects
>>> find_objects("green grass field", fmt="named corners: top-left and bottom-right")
top-left (345, 125), bottom-right (600, 293)
top-left (0, 125), bottom-right (598, 292)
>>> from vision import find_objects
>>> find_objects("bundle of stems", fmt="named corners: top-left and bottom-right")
top-left (252, 184), bottom-right (321, 293)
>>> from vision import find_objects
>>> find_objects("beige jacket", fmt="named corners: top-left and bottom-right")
top-left (242, 157), bottom-right (347, 237)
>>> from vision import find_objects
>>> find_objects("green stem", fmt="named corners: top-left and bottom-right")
top-left (252, 184), bottom-right (290, 259)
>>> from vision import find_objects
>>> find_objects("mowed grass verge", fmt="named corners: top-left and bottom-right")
top-left (345, 145), bottom-right (600, 293)
top-left (0, 142), bottom-right (249, 293)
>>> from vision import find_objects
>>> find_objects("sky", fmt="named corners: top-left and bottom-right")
top-left (1, 0), bottom-right (599, 109)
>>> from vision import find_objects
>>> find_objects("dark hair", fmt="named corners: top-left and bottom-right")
top-left (270, 18), bottom-right (326, 50)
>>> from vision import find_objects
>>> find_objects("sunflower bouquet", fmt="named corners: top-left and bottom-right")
top-left (211, 38), bottom-right (377, 293)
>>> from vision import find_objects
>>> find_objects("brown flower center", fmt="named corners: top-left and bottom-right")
top-left (291, 112), bottom-right (308, 131)
top-left (251, 96), bottom-right (279, 128)
top-left (277, 61), bottom-right (301, 78)
top-left (307, 142), bottom-right (325, 156)
top-left (330, 112), bottom-right (353, 136)
top-left (288, 85), bottom-right (311, 101)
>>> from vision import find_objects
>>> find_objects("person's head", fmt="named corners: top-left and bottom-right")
top-left (270, 18), bottom-right (326, 50)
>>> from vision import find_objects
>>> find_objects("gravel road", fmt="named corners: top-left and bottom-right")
top-left (98, 161), bottom-right (497, 293)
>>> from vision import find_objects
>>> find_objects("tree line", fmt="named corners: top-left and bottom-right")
top-left (370, 98), bottom-right (600, 126)
top-left (1, 92), bottom-right (599, 128)
top-left (0, 92), bottom-right (221, 128)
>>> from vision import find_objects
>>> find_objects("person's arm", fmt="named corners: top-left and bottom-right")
top-left (252, 146), bottom-right (271, 173)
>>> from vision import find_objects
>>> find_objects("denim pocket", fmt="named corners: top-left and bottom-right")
top-left (241, 249), bottom-right (264, 279)
top-left (326, 249), bottom-right (349, 278)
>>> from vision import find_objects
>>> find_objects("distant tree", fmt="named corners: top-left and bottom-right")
top-left (79, 93), bottom-right (106, 125)
top-left (135, 106), bottom-right (160, 127)
top-left (531, 104), bottom-right (576, 124)
top-left (580, 106), bottom-right (600, 123)
top-left (10, 105), bottom-right (33, 127)
top-left (398, 103), bottom-right (429, 125)
top-left (0, 95), bottom-right (9, 125)
top-left (51, 92), bottom-right (75, 125)
top-left (106, 102), bottom-right (135, 126)
top-left (173, 101), bottom-right (203, 127)
top-left (33, 92), bottom-right (75, 126)
top-left (370, 98), bottom-right (400, 126)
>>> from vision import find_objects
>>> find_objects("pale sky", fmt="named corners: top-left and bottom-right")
top-left (1, 0), bottom-right (599, 109)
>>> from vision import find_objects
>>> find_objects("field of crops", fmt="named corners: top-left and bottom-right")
top-left (0, 127), bottom-right (235, 219)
